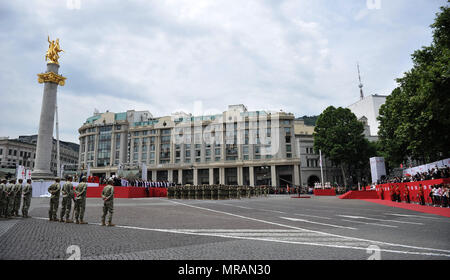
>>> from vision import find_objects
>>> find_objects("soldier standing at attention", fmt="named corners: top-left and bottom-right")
top-left (101, 178), bottom-right (115, 226)
top-left (74, 177), bottom-right (88, 224)
top-left (22, 179), bottom-right (33, 218)
top-left (6, 180), bottom-right (16, 218)
top-left (13, 179), bottom-right (23, 217)
top-left (0, 179), bottom-right (6, 218)
top-left (60, 176), bottom-right (74, 223)
top-left (48, 178), bottom-right (61, 221)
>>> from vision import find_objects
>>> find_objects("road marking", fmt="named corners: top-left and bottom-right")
top-left (341, 219), bottom-right (398, 228)
top-left (385, 213), bottom-right (440, 219)
top-left (280, 217), bottom-right (357, 230)
top-left (166, 199), bottom-right (450, 255)
top-left (338, 215), bottom-right (424, 225)
top-left (261, 209), bottom-right (285, 214)
top-left (30, 216), bottom-right (450, 258)
top-left (292, 213), bottom-right (332, 220)
top-left (220, 203), bottom-right (253, 210)
top-left (114, 225), bottom-right (450, 257)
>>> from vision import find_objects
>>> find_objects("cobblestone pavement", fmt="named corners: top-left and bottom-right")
top-left (0, 195), bottom-right (449, 260)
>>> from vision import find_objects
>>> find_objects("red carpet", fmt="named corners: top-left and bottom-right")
top-left (339, 190), bottom-right (379, 199)
top-left (313, 189), bottom-right (336, 196)
top-left (361, 199), bottom-right (450, 218)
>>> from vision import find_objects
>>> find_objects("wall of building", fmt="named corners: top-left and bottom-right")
top-left (347, 94), bottom-right (386, 136)
top-left (78, 105), bottom-right (342, 187)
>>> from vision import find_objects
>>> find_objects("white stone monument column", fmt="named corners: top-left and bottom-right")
top-left (219, 167), bottom-right (225, 184)
top-left (178, 169), bottom-right (183, 184)
top-left (237, 166), bottom-right (243, 185)
top-left (209, 168), bottom-right (214, 185)
top-left (193, 168), bottom-right (198, 185)
top-left (271, 165), bottom-right (277, 187)
top-left (32, 63), bottom-right (66, 180)
top-left (168, 169), bottom-right (173, 183)
top-left (249, 166), bottom-right (255, 187)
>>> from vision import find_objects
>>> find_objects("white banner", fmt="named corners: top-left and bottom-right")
top-left (370, 157), bottom-right (386, 183)
top-left (403, 158), bottom-right (449, 176)
top-left (16, 165), bottom-right (26, 181)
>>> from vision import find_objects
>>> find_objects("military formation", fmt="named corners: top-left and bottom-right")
top-left (0, 178), bottom-right (33, 219)
top-left (0, 176), bottom-right (116, 227)
top-left (167, 184), bottom-right (269, 200)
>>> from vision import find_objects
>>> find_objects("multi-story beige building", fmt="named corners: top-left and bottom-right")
top-left (0, 135), bottom-right (79, 177)
top-left (78, 105), bottom-right (342, 187)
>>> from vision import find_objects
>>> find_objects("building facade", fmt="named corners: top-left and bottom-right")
top-left (78, 105), bottom-right (342, 187)
top-left (0, 135), bottom-right (79, 177)
top-left (347, 94), bottom-right (387, 139)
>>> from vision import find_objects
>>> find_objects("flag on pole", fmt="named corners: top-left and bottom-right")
top-left (26, 169), bottom-right (32, 180)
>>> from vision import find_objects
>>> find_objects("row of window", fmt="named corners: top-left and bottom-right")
top-left (0, 148), bottom-right (34, 158)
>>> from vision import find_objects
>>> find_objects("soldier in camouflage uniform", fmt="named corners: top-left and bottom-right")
top-left (60, 176), bottom-right (74, 223)
top-left (74, 177), bottom-right (88, 224)
top-left (48, 178), bottom-right (61, 221)
top-left (167, 186), bottom-right (174, 199)
top-left (5, 180), bottom-right (16, 218)
top-left (21, 179), bottom-right (33, 218)
top-left (101, 178), bottom-right (115, 226)
top-left (13, 179), bottom-right (23, 217)
top-left (175, 185), bottom-right (180, 199)
top-left (0, 179), bottom-right (6, 218)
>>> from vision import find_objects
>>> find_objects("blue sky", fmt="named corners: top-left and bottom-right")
top-left (0, 0), bottom-right (447, 143)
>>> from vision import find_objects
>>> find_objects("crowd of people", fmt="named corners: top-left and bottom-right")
top-left (82, 175), bottom-right (176, 188)
top-left (378, 165), bottom-right (450, 184)
top-left (381, 183), bottom-right (450, 208)
top-left (109, 177), bottom-right (175, 188)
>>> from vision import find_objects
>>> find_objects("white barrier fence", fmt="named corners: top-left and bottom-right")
top-left (402, 158), bottom-right (450, 176)
top-left (31, 181), bottom-right (99, 198)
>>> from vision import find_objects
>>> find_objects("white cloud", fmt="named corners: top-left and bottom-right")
top-left (0, 0), bottom-right (444, 143)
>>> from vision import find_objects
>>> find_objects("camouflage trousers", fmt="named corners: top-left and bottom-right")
top-left (0, 199), bottom-right (5, 217)
top-left (49, 197), bottom-right (59, 220)
top-left (60, 197), bottom-right (73, 220)
top-left (22, 196), bottom-right (31, 217)
top-left (74, 198), bottom-right (86, 221)
top-left (6, 197), bottom-right (15, 217)
top-left (13, 196), bottom-right (21, 216)
top-left (102, 200), bottom-right (114, 224)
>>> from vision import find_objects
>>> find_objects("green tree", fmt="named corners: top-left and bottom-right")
top-left (378, 4), bottom-right (450, 166)
top-left (313, 106), bottom-right (368, 187)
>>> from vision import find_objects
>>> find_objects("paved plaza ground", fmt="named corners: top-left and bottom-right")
top-left (0, 195), bottom-right (449, 260)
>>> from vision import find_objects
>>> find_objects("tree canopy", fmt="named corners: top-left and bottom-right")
top-left (378, 3), bottom-right (450, 166)
top-left (313, 106), bottom-right (369, 186)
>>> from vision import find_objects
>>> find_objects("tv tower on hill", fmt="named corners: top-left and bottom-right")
top-left (357, 62), bottom-right (364, 100)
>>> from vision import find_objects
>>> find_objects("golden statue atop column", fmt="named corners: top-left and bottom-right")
top-left (37, 36), bottom-right (66, 86)
top-left (45, 36), bottom-right (64, 65)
